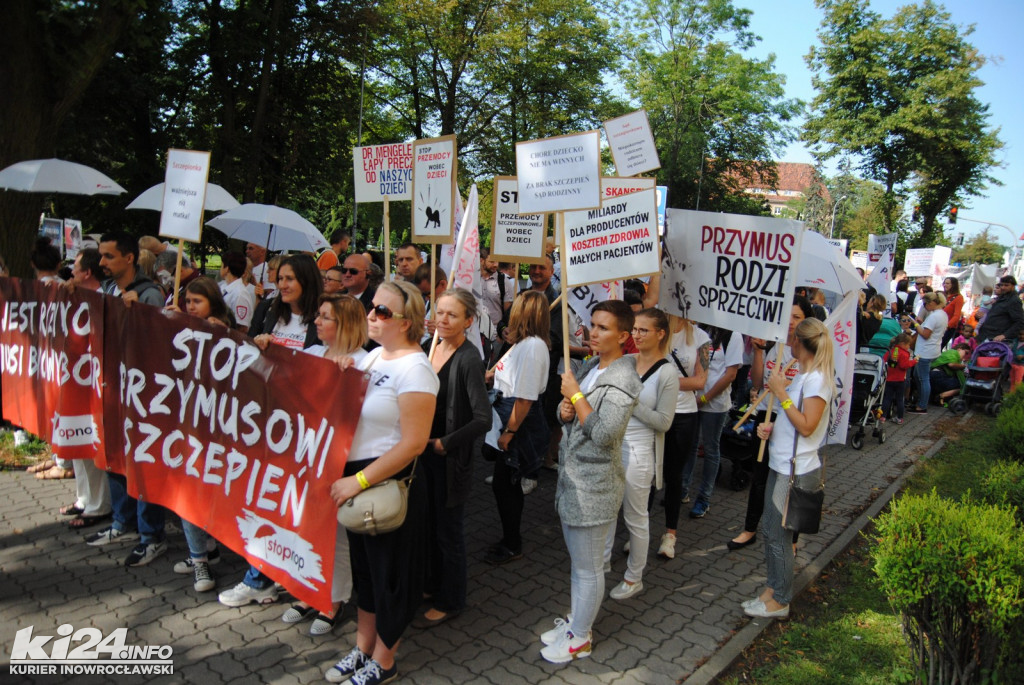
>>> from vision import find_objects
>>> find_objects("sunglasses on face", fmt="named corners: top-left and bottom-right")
top-left (323, 276), bottom-right (344, 284)
top-left (372, 304), bottom-right (405, 320)
top-left (342, 268), bottom-right (364, 276)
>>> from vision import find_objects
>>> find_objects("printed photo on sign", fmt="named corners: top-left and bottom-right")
top-left (603, 109), bottom-right (661, 177)
top-left (659, 208), bottom-right (803, 342)
top-left (515, 131), bottom-right (601, 214)
top-left (411, 135), bottom-right (457, 244)
top-left (353, 142), bottom-right (413, 203)
top-left (562, 187), bottom-right (659, 287)
top-left (490, 176), bottom-right (547, 264)
top-left (159, 148), bottom-right (211, 243)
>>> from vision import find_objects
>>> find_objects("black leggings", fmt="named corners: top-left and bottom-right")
top-left (663, 412), bottom-right (700, 529)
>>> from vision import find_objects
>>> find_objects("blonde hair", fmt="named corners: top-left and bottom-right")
top-left (668, 313), bottom-right (694, 346)
top-left (319, 294), bottom-right (368, 353)
top-left (379, 280), bottom-right (425, 343)
top-left (137, 249), bottom-right (157, 280)
top-left (438, 289), bottom-right (478, 323)
top-left (793, 318), bottom-right (834, 383)
top-left (506, 291), bottom-right (550, 347)
top-left (635, 307), bottom-right (671, 355)
top-left (922, 292), bottom-right (947, 308)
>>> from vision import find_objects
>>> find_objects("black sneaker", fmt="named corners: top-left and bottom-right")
top-left (325, 646), bottom-right (370, 683)
top-left (124, 541), bottom-right (167, 567)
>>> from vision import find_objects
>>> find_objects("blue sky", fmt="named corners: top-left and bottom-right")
top-left (743, 0), bottom-right (1023, 245)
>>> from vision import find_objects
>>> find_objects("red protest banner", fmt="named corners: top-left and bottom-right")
top-left (0, 278), bottom-right (106, 461)
top-left (100, 297), bottom-right (366, 611)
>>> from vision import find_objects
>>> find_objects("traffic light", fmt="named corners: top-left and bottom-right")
top-left (949, 206), bottom-right (958, 224)
top-left (912, 205), bottom-right (920, 222)
top-left (956, 233), bottom-right (964, 246)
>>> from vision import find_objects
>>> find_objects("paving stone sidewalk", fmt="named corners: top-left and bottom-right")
top-left (1, 410), bottom-right (945, 684)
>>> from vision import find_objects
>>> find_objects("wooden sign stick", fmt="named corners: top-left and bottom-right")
top-left (171, 239), bottom-right (185, 309)
top-left (383, 196), bottom-right (391, 280)
top-left (756, 344), bottom-right (786, 462)
top-left (731, 358), bottom-right (798, 432)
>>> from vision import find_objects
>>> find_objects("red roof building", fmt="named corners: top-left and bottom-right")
top-left (740, 162), bottom-right (828, 216)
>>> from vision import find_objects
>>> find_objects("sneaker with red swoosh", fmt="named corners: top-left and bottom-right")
top-left (540, 629), bottom-right (592, 664)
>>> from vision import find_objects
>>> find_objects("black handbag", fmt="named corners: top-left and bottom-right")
top-left (781, 391), bottom-right (825, 534)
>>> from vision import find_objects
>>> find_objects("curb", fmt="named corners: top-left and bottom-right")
top-left (684, 415), bottom-right (962, 684)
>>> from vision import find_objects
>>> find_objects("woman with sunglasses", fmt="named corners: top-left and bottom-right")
top-left (483, 290), bottom-right (551, 566)
top-left (326, 280), bottom-right (438, 685)
top-left (279, 293), bottom-right (368, 635)
top-left (414, 289), bottom-right (490, 628)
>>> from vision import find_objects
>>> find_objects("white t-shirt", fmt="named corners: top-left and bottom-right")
top-left (769, 370), bottom-right (832, 475)
top-left (702, 332), bottom-right (744, 413)
top-left (756, 344), bottom-right (799, 411)
top-left (348, 349), bottom-right (439, 463)
top-left (669, 325), bottom-right (711, 414)
top-left (493, 336), bottom-right (550, 400)
top-left (915, 309), bottom-right (948, 359)
top-left (269, 314), bottom-right (308, 349)
top-left (221, 277), bottom-right (256, 329)
top-left (303, 345), bottom-right (368, 367)
top-left (624, 364), bottom-right (665, 454)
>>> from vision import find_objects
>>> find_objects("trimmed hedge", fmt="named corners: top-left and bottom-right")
top-left (872, 491), bottom-right (1024, 683)
top-left (980, 460), bottom-right (1024, 523)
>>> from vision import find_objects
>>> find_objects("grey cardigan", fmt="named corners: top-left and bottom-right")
top-left (556, 355), bottom-right (642, 527)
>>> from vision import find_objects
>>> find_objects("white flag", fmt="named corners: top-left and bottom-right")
top-left (439, 189), bottom-right (465, 278)
top-left (866, 249), bottom-right (893, 295)
top-left (448, 185), bottom-right (484, 359)
top-left (824, 291), bottom-right (859, 445)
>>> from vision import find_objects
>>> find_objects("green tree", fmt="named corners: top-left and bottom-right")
top-left (952, 228), bottom-right (1005, 266)
top-left (804, 0), bottom-right (1002, 246)
top-left (618, 0), bottom-right (802, 214)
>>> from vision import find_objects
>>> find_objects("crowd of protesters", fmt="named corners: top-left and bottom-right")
top-left (9, 230), bottom-right (1024, 684)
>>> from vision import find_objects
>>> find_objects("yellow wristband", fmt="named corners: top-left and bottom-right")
top-left (781, 399), bottom-right (794, 410)
top-left (700, 394), bottom-right (708, 404)
top-left (570, 392), bottom-right (585, 405)
top-left (356, 471), bottom-right (371, 490)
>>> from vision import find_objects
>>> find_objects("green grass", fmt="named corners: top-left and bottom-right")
top-left (0, 429), bottom-right (52, 470)
top-left (719, 413), bottom-right (1000, 684)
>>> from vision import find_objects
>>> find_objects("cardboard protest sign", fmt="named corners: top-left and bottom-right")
top-left (0, 279), bottom-right (105, 461)
top-left (867, 233), bottom-right (897, 266)
top-left (849, 250), bottom-right (868, 271)
top-left (601, 176), bottom-right (655, 200)
top-left (603, 110), bottom-right (661, 177)
top-left (353, 143), bottom-right (413, 202)
top-left (490, 176), bottom-right (547, 264)
top-left (904, 246), bottom-right (952, 278)
top-left (411, 135), bottom-right (457, 244)
top-left (515, 131), bottom-right (601, 214)
top-left (563, 187), bottom-right (659, 287)
top-left (659, 209), bottom-right (803, 342)
top-left (825, 291), bottom-right (858, 445)
top-left (568, 281), bottom-right (621, 330)
top-left (159, 149), bottom-right (211, 243)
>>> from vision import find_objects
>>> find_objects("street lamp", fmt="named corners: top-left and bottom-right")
top-left (829, 195), bottom-right (848, 239)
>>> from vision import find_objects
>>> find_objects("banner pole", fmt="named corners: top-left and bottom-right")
top-left (171, 239), bottom-right (185, 308)
top-left (757, 343), bottom-right (786, 462)
top-left (430, 245), bottom-right (437, 321)
top-left (558, 213), bottom-right (570, 370)
top-left (383, 196), bottom-right (391, 280)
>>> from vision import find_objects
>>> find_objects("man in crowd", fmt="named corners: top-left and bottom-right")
top-left (977, 275), bottom-right (1024, 342)
top-left (322, 264), bottom-right (346, 295)
top-left (246, 242), bottom-right (275, 297)
top-left (341, 253), bottom-right (376, 312)
top-left (394, 242), bottom-right (423, 282)
top-left (480, 247), bottom-right (514, 341)
top-left (317, 228), bottom-right (352, 272)
top-left (220, 250), bottom-right (257, 333)
top-left (87, 232), bottom-right (167, 567)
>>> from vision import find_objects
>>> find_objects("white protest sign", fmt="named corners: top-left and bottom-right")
top-left (657, 186), bottom-right (668, 236)
top-left (850, 250), bottom-right (868, 271)
top-left (158, 149), bottom-right (211, 242)
top-left (825, 291), bottom-right (859, 445)
top-left (867, 233), bottom-right (897, 266)
top-left (659, 209), bottom-right (804, 342)
top-left (866, 249), bottom-right (893, 294)
top-left (568, 281), bottom-right (621, 330)
top-left (63, 219), bottom-right (83, 261)
top-left (601, 176), bottom-right (655, 201)
top-left (490, 176), bottom-right (547, 264)
top-left (904, 246), bottom-right (952, 277)
top-left (515, 131), bottom-right (601, 214)
top-left (563, 187), bottom-right (659, 287)
top-left (353, 143), bottom-right (413, 202)
top-left (603, 109), bottom-right (661, 177)
top-left (411, 135), bottom-right (457, 244)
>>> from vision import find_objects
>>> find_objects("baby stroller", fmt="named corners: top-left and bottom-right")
top-left (947, 341), bottom-right (1014, 416)
top-left (719, 405), bottom-right (760, 490)
top-left (849, 353), bottom-right (887, 450)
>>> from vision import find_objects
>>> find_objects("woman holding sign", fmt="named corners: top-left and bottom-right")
top-left (745, 318), bottom-right (834, 619)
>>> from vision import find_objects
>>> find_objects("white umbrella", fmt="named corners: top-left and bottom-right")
top-left (205, 203), bottom-right (328, 252)
top-left (0, 158), bottom-right (126, 195)
top-left (798, 230), bottom-right (864, 295)
top-left (127, 182), bottom-right (240, 212)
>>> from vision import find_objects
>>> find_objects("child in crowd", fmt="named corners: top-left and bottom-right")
top-left (881, 333), bottom-right (917, 424)
top-left (951, 323), bottom-right (977, 355)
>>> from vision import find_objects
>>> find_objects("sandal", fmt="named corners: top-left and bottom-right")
top-left (37, 465), bottom-right (74, 480)
top-left (68, 513), bottom-right (112, 529)
top-left (60, 504), bottom-right (85, 516)
top-left (27, 460), bottom-right (56, 474)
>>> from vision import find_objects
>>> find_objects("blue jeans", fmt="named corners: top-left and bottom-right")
top-left (681, 411), bottom-right (730, 505)
top-left (762, 467), bottom-right (820, 606)
top-left (563, 521), bottom-right (613, 638)
top-left (108, 473), bottom-right (165, 545)
top-left (916, 357), bottom-right (936, 409)
top-left (181, 519), bottom-right (213, 560)
top-left (243, 565), bottom-right (273, 590)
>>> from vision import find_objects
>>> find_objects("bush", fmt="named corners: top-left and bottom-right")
top-left (994, 400), bottom-right (1024, 459)
top-left (980, 461), bottom-right (1024, 522)
top-left (871, 491), bottom-right (1024, 683)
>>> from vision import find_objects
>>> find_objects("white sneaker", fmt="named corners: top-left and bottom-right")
top-left (85, 526), bottom-right (139, 547)
top-left (218, 581), bottom-right (279, 607)
top-left (521, 477), bottom-right (538, 495)
top-left (623, 540), bottom-right (630, 553)
top-left (540, 615), bottom-right (572, 646)
top-left (540, 629), bottom-right (592, 664)
top-left (484, 475), bottom-right (494, 485)
top-left (609, 579), bottom-right (644, 600)
top-left (192, 561), bottom-right (215, 592)
top-left (658, 533), bottom-right (676, 559)
top-left (124, 541), bottom-right (167, 567)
